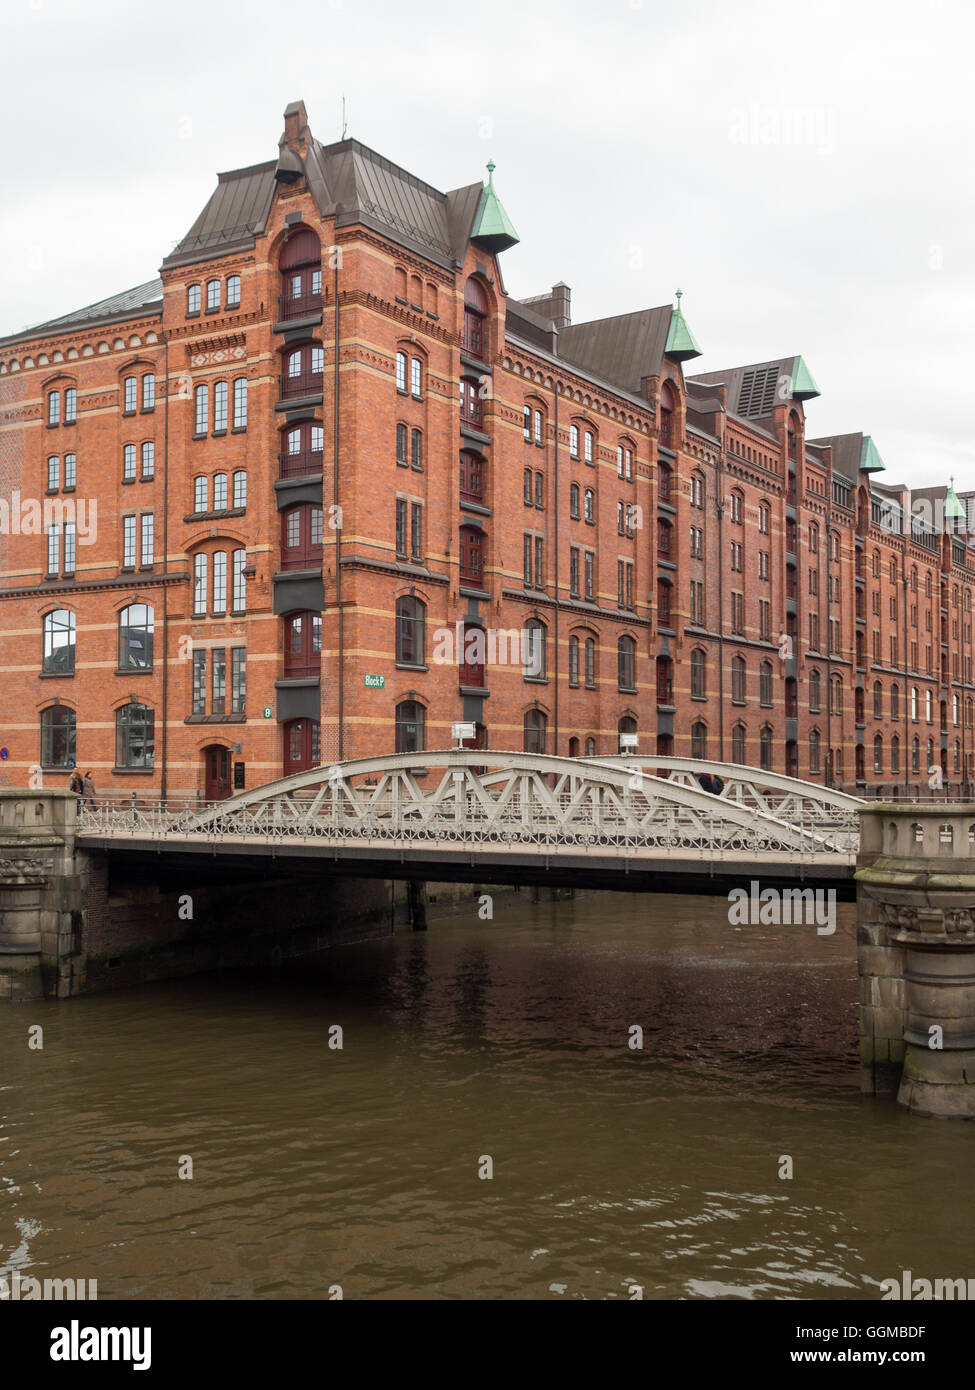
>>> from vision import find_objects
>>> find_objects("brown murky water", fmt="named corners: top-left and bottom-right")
top-left (2, 891), bottom-right (973, 1300)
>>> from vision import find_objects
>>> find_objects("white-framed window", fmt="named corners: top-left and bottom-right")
top-left (410, 357), bottom-right (422, 397)
top-left (233, 470), bottom-right (247, 509)
top-left (47, 455), bottom-right (59, 490)
top-left (64, 453), bottom-right (76, 488)
top-left (396, 351), bottom-right (407, 391)
top-left (142, 374), bottom-right (155, 410)
top-left (213, 550), bottom-right (227, 614)
top-left (123, 516), bottom-right (136, 567)
top-left (194, 476), bottom-right (208, 513)
top-left (123, 444), bottom-right (136, 480)
top-left (187, 283), bottom-right (201, 314)
top-left (140, 513), bottom-right (154, 565)
top-left (47, 391), bottom-right (60, 425)
top-left (123, 376), bottom-right (137, 412)
top-left (64, 388), bottom-right (77, 422)
top-left (206, 279), bottom-right (221, 310)
top-left (213, 473), bottom-right (228, 510)
top-left (64, 522), bottom-right (76, 575)
top-left (141, 442), bottom-right (154, 478)
top-left (214, 381), bottom-right (228, 431)
top-left (232, 549), bottom-right (247, 612)
top-left (47, 523), bottom-right (60, 574)
top-left (194, 384), bottom-right (208, 434)
top-left (533, 409), bottom-right (543, 444)
top-left (584, 431), bottom-right (594, 464)
top-left (233, 378), bottom-right (247, 428)
top-left (226, 275), bottom-right (241, 308)
top-left (569, 424), bottom-right (579, 457)
top-left (193, 553), bottom-right (207, 614)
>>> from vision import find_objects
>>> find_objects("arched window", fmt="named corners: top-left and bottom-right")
top-left (732, 723), bottom-right (746, 764)
top-left (953, 693), bottom-right (960, 726)
top-left (118, 603), bottom-right (154, 671)
top-left (760, 660), bottom-right (773, 707)
top-left (282, 341), bottom-right (324, 399)
top-left (187, 283), bottom-right (201, 315)
top-left (585, 736), bottom-right (596, 756)
top-left (690, 647), bottom-right (706, 698)
top-left (760, 724), bottom-right (773, 771)
top-left (890, 735), bottom-right (900, 773)
top-left (658, 459), bottom-right (673, 502)
top-left (584, 637), bottom-right (596, 689)
top-left (283, 718), bottom-right (320, 775)
top-left (116, 703), bottom-right (154, 769)
top-left (657, 577), bottom-right (672, 627)
top-left (459, 526), bottom-right (484, 585)
top-left (283, 611), bottom-right (322, 677)
top-left (618, 715), bottom-right (637, 752)
top-left (281, 420), bottom-right (325, 477)
top-left (524, 708), bottom-right (547, 755)
top-left (523, 619), bottom-right (546, 679)
top-left (393, 700), bottom-right (425, 756)
top-left (809, 667), bottom-right (821, 712)
top-left (280, 228), bottom-right (322, 320)
top-left (226, 274), bottom-right (241, 308)
top-left (40, 705), bottom-right (76, 768)
top-left (873, 681), bottom-right (883, 719)
top-left (691, 472), bottom-right (704, 507)
top-left (281, 503), bottom-right (323, 570)
top-left (910, 686), bottom-right (919, 721)
top-left (911, 736), bottom-right (920, 774)
top-left (874, 734), bottom-right (884, 773)
top-left (459, 624), bottom-right (486, 687)
top-left (891, 683), bottom-right (900, 720)
top-left (659, 380), bottom-right (676, 448)
top-left (691, 720), bottom-right (707, 759)
top-left (657, 517), bottom-right (673, 558)
top-left (830, 674), bottom-right (843, 715)
top-left (206, 278), bottom-right (221, 311)
top-left (464, 277), bottom-right (489, 360)
top-left (396, 351), bottom-right (407, 392)
top-left (460, 450), bottom-right (484, 502)
top-left (233, 377), bottom-right (247, 429)
top-left (732, 654), bottom-right (746, 704)
top-left (194, 383), bottom-right (208, 434)
top-left (213, 472), bottom-right (228, 510)
top-left (809, 728), bottom-right (821, 774)
top-left (584, 488), bottom-right (595, 523)
top-left (926, 736), bottom-right (935, 769)
top-left (618, 635), bottom-right (636, 691)
top-left (194, 476), bottom-right (208, 512)
top-left (568, 634), bottom-right (580, 686)
top-left (460, 376), bottom-right (482, 427)
top-left (569, 482), bottom-right (580, 519)
top-left (925, 689), bottom-right (933, 723)
top-left (42, 609), bottom-right (75, 674)
top-left (214, 380), bottom-right (228, 431)
top-left (395, 595), bottom-right (425, 666)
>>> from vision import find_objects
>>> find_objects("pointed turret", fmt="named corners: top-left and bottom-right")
top-left (859, 435), bottom-right (885, 473)
top-left (790, 354), bottom-right (820, 400)
top-left (946, 476), bottom-right (965, 520)
top-left (471, 160), bottom-right (519, 253)
top-left (664, 289), bottom-right (702, 362)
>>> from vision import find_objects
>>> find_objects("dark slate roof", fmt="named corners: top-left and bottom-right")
top-left (689, 355), bottom-right (818, 420)
top-left (1, 279), bottom-right (163, 345)
top-left (505, 297), bottom-right (558, 353)
top-left (163, 133), bottom-right (492, 271)
top-left (557, 306), bottom-right (673, 394)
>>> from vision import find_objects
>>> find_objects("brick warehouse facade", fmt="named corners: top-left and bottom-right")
top-left (2, 99), bottom-right (975, 801)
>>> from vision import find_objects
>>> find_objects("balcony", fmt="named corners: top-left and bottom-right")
top-left (280, 449), bottom-right (324, 479)
top-left (280, 369), bottom-right (323, 402)
top-left (278, 291), bottom-right (323, 323)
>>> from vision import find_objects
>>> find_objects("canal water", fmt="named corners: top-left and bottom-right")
top-left (2, 890), bottom-right (973, 1301)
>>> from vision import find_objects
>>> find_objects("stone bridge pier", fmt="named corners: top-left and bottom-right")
top-left (0, 790), bottom-right (83, 1002)
top-left (857, 804), bottom-right (975, 1118)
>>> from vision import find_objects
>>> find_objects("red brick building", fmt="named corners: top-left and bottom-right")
top-left (2, 100), bottom-right (973, 800)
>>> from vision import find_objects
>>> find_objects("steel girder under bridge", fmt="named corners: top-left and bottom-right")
top-left (77, 752), bottom-right (861, 889)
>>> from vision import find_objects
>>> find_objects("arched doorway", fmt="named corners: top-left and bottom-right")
top-left (203, 743), bottom-right (231, 802)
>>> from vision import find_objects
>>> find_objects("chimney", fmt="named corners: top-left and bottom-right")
top-left (550, 281), bottom-right (571, 330)
top-left (282, 100), bottom-right (309, 154)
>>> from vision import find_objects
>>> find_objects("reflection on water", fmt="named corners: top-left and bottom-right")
top-left (1, 891), bottom-right (973, 1300)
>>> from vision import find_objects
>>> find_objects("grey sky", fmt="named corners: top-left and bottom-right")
top-left (2, 0), bottom-right (972, 490)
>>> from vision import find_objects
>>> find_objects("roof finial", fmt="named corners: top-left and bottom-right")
top-left (675, 288), bottom-right (683, 309)
top-left (486, 159), bottom-right (496, 184)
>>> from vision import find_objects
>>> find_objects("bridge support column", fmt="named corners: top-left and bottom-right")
top-left (0, 790), bottom-right (78, 1002)
top-left (856, 805), bottom-right (975, 1118)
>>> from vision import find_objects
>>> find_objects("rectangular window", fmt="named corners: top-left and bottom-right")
top-left (214, 381), bottom-right (228, 431)
top-left (193, 554), bottom-right (207, 615)
top-left (396, 498), bottom-right (407, 558)
top-left (411, 502), bottom-right (423, 562)
top-left (64, 453), bottom-right (76, 488)
top-left (534, 536), bottom-right (544, 588)
top-left (64, 388), bottom-right (77, 423)
top-left (759, 599), bottom-right (771, 641)
top-left (142, 375), bottom-right (155, 410)
top-left (617, 446), bottom-right (625, 479)
top-left (233, 471), bottom-right (247, 509)
top-left (207, 280), bottom-right (221, 310)
top-left (731, 591), bottom-right (744, 635)
top-left (584, 431), bottom-right (594, 465)
top-left (618, 560), bottom-right (633, 608)
top-left (47, 524), bottom-right (60, 574)
top-left (194, 477), bottom-right (208, 512)
top-left (141, 513), bottom-right (154, 566)
top-left (213, 474), bottom-right (227, 510)
top-left (534, 410), bottom-right (543, 445)
top-left (233, 378), bottom-right (247, 428)
top-left (570, 546), bottom-right (580, 598)
top-left (123, 444), bottom-right (136, 480)
top-left (211, 647), bottom-right (227, 716)
top-left (584, 550), bottom-right (594, 601)
top-left (396, 353), bottom-right (407, 391)
top-left (231, 648), bottom-right (246, 714)
top-left (233, 550), bottom-right (246, 612)
top-left (213, 551), bottom-right (227, 614)
top-left (226, 276), bottom-right (241, 308)
top-left (570, 424), bottom-right (579, 457)
top-left (195, 386), bottom-right (208, 434)
top-left (48, 392), bottom-right (60, 425)
top-left (523, 406), bottom-right (531, 440)
top-left (411, 358), bottom-right (422, 397)
top-left (141, 442), bottom-right (154, 478)
top-left (123, 516), bottom-right (136, 567)
top-left (809, 613), bottom-right (820, 649)
top-left (47, 456), bottom-right (59, 490)
top-left (523, 533), bottom-right (533, 586)
top-left (124, 377), bottom-right (137, 412)
top-left (411, 428), bottom-right (422, 471)
top-left (192, 650), bottom-right (207, 714)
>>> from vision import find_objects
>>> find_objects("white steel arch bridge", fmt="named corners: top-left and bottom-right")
top-left (77, 752), bottom-right (863, 888)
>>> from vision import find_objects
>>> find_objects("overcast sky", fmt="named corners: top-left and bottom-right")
top-left (2, 0), bottom-right (972, 490)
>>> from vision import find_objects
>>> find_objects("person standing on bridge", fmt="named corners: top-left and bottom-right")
top-left (81, 770), bottom-right (97, 810)
top-left (69, 769), bottom-right (83, 802)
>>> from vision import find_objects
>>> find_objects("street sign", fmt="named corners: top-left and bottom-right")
top-left (364, 674), bottom-right (385, 689)
top-left (262, 706), bottom-right (273, 719)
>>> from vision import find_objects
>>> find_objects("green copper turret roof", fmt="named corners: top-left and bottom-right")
top-left (859, 435), bottom-right (885, 473)
top-left (471, 160), bottom-right (519, 253)
top-left (945, 477), bottom-right (965, 519)
top-left (665, 289), bottom-right (702, 362)
top-left (790, 354), bottom-right (820, 400)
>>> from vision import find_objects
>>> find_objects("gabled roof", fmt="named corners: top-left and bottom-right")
top-left (557, 306), bottom-right (675, 393)
top-left (689, 354), bottom-right (820, 420)
top-left (809, 430), bottom-right (884, 483)
top-left (1, 279), bottom-right (163, 345)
